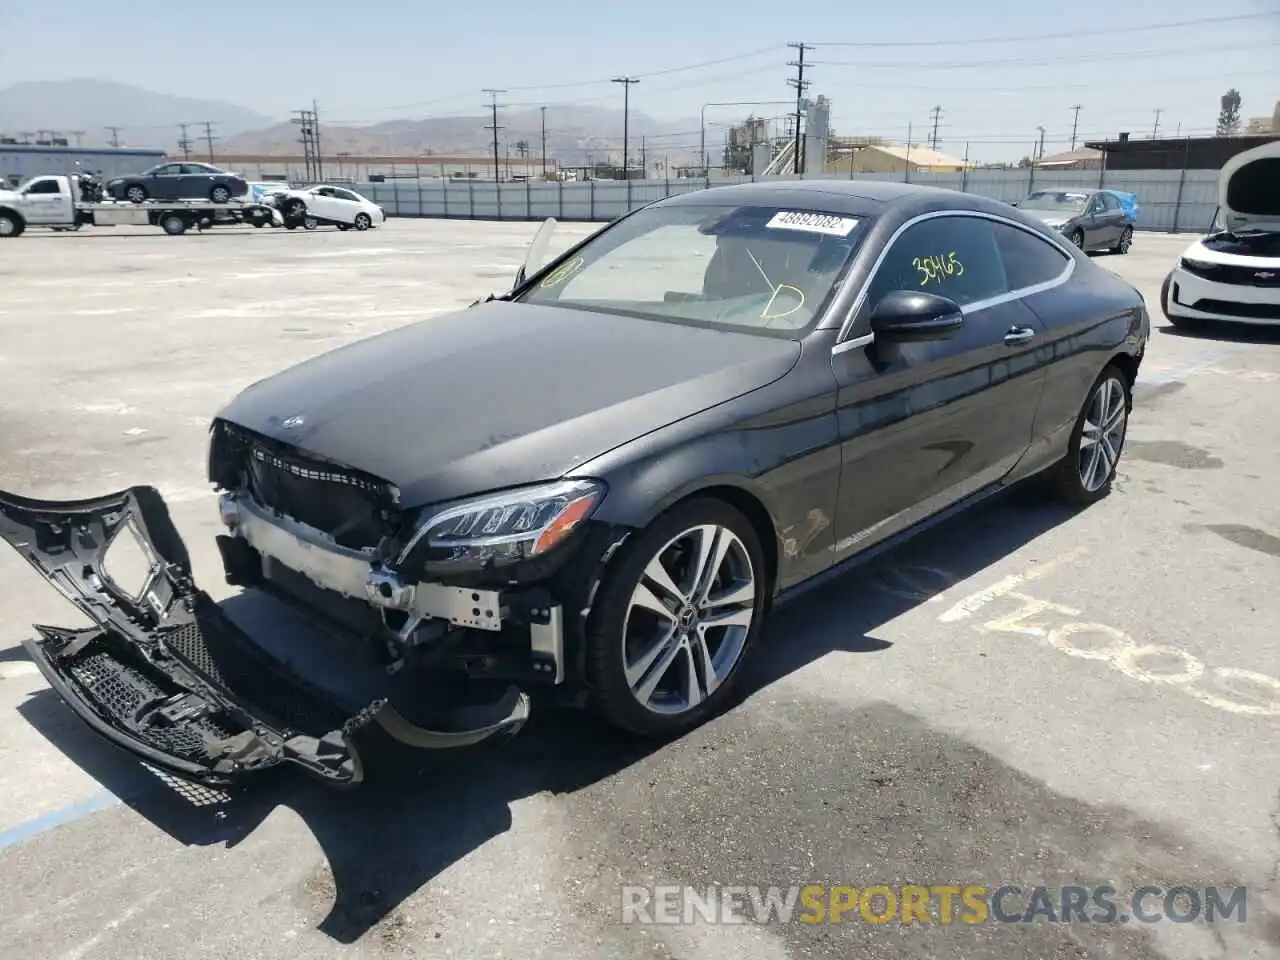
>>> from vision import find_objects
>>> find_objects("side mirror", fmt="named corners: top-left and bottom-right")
top-left (1009, 200), bottom-right (1019, 207)
top-left (514, 217), bottom-right (558, 288)
top-left (869, 290), bottom-right (964, 343)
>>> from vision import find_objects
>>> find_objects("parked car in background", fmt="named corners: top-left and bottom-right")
top-left (1161, 140), bottom-right (1280, 329)
top-left (1013, 188), bottom-right (1134, 254)
top-left (1, 180), bottom-right (1150, 789)
top-left (267, 184), bottom-right (386, 230)
top-left (107, 162), bottom-right (248, 204)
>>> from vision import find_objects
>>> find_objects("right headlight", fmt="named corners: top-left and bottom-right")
top-left (396, 479), bottom-right (605, 571)
top-left (1179, 257), bottom-right (1216, 273)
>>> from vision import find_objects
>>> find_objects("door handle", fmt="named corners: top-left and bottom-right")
top-left (1004, 326), bottom-right (1036, 345)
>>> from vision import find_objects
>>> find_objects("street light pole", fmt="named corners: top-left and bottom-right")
top-left (612, 77), bottom-right (639, 178)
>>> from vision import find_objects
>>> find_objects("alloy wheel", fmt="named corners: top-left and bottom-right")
top-left (126, 186), bottom-right (146, 203)
top-left (1071, 229), bottom-right (1085, 249)
top-left (1078, 376), bottom-right (1127, 492)
top-left (621, 524), bottom-right (757, 716)
top-left (0, 216), bottom-right (15, 236)
top-left (1119, 228), bottom-right (1132, 253)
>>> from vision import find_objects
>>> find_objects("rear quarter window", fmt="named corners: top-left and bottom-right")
top-left (991, 222), bottom-right (1071, 290)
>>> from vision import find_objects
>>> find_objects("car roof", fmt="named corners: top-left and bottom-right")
top-left (656, 178), bottom-right (1022, 221)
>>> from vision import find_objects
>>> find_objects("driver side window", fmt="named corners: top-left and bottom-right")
top-left (863, 215), bottom-right (1009, 312)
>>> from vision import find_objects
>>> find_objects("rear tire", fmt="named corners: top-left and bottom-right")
top-left (1112, 225), bottom-right (1133, 254)
top-left (584, 497), bottom-right (769, 738)
top-left (160, 213), bottom-right (188, 235)
top-left (1068, 228), bottom-right (1085, 250)
top-left (125, 184), bottom-right (148, 203)
top-left (1043, 363), bottom-right (1131, 507)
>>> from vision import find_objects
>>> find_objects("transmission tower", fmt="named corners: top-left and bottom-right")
top-left (292, 108), bottom-right (320, 181)
top-left (201, 121), bottom-right (218, 162)
top-left (177, 123), bottom-right (193, 159)
top-left (1069, 105), bottom-right (1083, 150)
top-left (482, 89), bottom-right (506, 182)
top-left (928, 106), bottom-right (943, 149)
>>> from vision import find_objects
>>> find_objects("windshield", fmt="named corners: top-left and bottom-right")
top-left (1021, 191), bottom-right (1090, 214)
top-left (515, 203), bottom-right (869, 337)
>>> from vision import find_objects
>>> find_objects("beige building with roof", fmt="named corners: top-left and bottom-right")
top-left (819, 142), bottom-right (970, 175)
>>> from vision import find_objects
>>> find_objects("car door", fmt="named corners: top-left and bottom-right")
top-left (330, 188), bottom-right (366, 223)
top-left (17, 176), bottom-right (72, 224)
top-left (1098, 192), bottom-right (1126, 245)
top-left (308, 187), bottom-right (341, 220)
top-left (828, 212), bottom-right (1048, 556)
top-left (1081, 194), bottom-right (1109, 249)
top-left (145, 163), bottom-right (185, 200)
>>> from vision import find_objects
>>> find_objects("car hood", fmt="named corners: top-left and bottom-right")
top-left (1219, 139), bottom-right (1280, 234)
top-left (1021, 210), bottom-right (1075, 229)
top-left (0, 188), bottom-right (18, 203)
top-left (215, 300), bottom-right (801, 506)
top-left (1181, 233), bottom-right (1280, 266)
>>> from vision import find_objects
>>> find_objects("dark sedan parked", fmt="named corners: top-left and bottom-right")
top-left (107, 161), bottom-right (248, 204)
top-left (1014, 188), bottom-right (1133, 254)
top-left (0, 180), bottom-right (1149, 788)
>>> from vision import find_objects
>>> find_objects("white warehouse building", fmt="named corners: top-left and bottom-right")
top-left (0, 144), bottom-right (166, 187)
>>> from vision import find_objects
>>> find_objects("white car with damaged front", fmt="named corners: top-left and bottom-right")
top-left (270, 184), bottom-right (386, 231)
top-left (1161, 140), bottom-right (1280, 328)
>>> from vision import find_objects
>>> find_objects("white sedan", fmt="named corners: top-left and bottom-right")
top-left (272, 184), bottom-right (387, 231)
top-left (1161, 139), bottom-right (1280, 328)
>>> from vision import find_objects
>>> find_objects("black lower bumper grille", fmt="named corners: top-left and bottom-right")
top-left (211, 420), bottom-right (397, 550)
top-left (1189, 298), bottom-right (1280, 320)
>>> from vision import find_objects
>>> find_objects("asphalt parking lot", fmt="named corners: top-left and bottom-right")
top-left (0, 220), bottom-right (1277, 960)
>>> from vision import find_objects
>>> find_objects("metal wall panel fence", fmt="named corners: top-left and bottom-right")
top-left (358, 167), bottom-right (1221, 234)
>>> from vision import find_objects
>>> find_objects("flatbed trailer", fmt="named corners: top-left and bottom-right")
top-left (0, 174), bottom-right (283, 237)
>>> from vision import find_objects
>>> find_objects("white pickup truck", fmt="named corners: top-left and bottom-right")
top-left (0, 174), bottom-right (282, 237)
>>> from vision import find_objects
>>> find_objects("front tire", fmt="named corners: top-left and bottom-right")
top-left (353, 212), bottom-right (372, 231)
top-left (302, 215), bottom-right (318, 230)
top-left (584, 498), bottom-right (769, 738)
top-left (0, 211), bottom-right (24, 237)
top-left (209, 184), bottom-right (232, 204)
top-left (1044, 364), bottom-right (1130, 506)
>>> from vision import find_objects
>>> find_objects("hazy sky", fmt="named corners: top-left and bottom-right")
top-left (4, 1), bottom-right (1277, 162)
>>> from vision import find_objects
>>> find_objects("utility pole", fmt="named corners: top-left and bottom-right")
top-left (640, 135), bottom-right (647, 177)
top-left (201, 121), bottom-right (218, 162)
top-left (105, 126), bottom-right (121, 148)
top-left (612, 77), bottom-right (639, 179)
top-left (540, 106), bottom-right (548, 179)
top-left (312, 100), bottom-right (324, 180)
top-left (482, 89), bottom-right (505, 182)
top-left (1069, 104), bottom-right (1083, 150)
top-left (786, 42), bottom-right (813, 175)
top-left (177, 123), bottom-right (192, 160)
top-left (1152, 108), bottom-right (1163, 139)
top-left (928, 105), bottom-right (943, 149)
top-left (1036, 125), bottom-right (1046, 160)
top-left (291, 108), bottom-right (319, 180)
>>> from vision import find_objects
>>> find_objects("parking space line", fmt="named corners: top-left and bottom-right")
top-left (0, 790), bottom-right (121, 851)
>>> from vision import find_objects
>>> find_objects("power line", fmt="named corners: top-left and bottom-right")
top-left (786, 42), bottom-right (813, 175)
top-left (928, 105), bottom-right (943, 149)
top-left (813, 39), bottom-right (1277, 69)
top-left (482, 89), bottom-right (505, 181)
top-left (810, 12), bottom-right (1275, 47)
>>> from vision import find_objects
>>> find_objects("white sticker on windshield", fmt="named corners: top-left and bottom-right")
top-left (766, 210), bottom-right (859, 236)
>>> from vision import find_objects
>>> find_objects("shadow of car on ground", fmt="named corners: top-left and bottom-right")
top-left (13, 487), bottom-right (1278, 956)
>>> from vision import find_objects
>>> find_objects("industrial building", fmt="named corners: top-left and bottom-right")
top-left (0, 144), bottom-right (165, 187)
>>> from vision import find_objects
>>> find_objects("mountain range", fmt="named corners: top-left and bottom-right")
top-left (0, 80), bottom-right (708, 166)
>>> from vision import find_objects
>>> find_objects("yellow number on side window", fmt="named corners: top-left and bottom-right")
top-left (540, 256), bottom-right (585, 288)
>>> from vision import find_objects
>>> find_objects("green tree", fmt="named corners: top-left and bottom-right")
top-left (1216, 89), bottom-right (1242, 136)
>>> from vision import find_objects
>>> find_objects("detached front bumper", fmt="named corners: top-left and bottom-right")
top-left (0, 486), bottom-right (534, 789)
top-left (1166, 267), bottom-right (1280, 325)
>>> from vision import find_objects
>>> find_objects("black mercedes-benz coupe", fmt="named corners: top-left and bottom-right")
top-left (0, 180), bottom-right (1149, 788)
